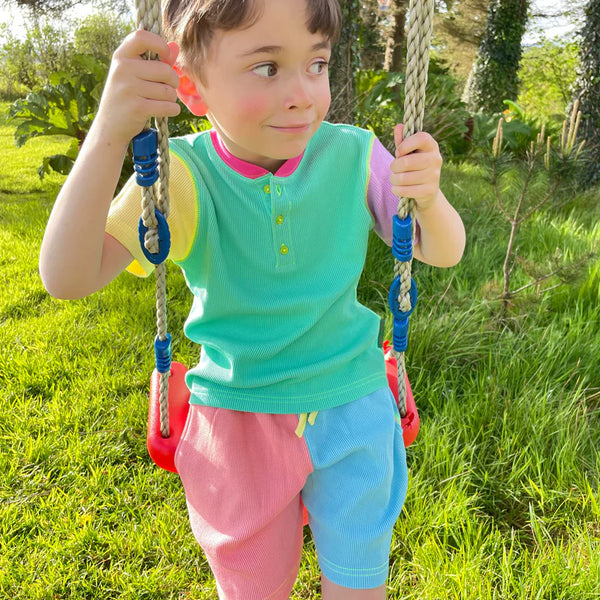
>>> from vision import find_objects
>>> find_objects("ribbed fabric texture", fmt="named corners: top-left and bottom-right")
top-left (106, 151), bottom-right (199, 276)
top-left (171, 122), bottom-right (388, 413)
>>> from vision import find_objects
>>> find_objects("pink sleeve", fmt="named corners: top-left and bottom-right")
top-left (367, 136), bottom-right (419, 247)
top-left (367, 137), bottom-right (397, 246)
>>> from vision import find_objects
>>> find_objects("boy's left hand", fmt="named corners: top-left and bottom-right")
top-left (390, 123), bottom-right (442, 211)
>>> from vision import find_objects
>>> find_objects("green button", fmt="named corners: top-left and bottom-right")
top-left (263, 185), bottom-right (271, 194)
top-left (280, 244), bottom-right (289, 255)
top-left (276, 185), bottom-right (282, 195)
top-left (276, 215), bottom-right (284, 225)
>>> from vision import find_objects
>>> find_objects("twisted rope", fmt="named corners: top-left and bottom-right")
top-left (395, 0), bottom-right (434, 416)
top-left (135, 0), bottom-right (171, 438)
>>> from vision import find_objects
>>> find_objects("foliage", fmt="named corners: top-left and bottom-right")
top-left (433, 0), bottom-right (489, 84)
top-left (2, 0), bottom-right (130, 16)
top-left (517, 38), bottom-right (580, 124)
top-left (463, 0), bottom-right (530, 113)
top-left (0, 21), bottom-right (74, 98)
top-left (355, 58), bottom-right (470, 160)
top-left (573, 0), bottom-right (600, 187)
top-left (358, 0), bottom-right (388, 70)
top-left (466, 99), bottom-right (566, 159)
top-left (7, 52), bottom-right (206, 184)
top-left (7, 54), bottom-right (108, 179)
top-left (487, 102), bottom-right (591, 317)
top-left (328, 0), bottom-right (362, 123)
top-left (73, 11), bottom-right (133, 59)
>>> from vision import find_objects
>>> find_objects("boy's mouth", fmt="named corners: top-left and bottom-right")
top-left (270, 123), bottom-right (312, 133)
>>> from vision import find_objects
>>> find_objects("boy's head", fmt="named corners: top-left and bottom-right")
top-left (163, 0), bottom-right (341, 79)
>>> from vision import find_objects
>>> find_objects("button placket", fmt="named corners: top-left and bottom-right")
top-left (271, 181), bottom-right (294, 267)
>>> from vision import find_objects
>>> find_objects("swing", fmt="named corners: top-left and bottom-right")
top-left (133, 0), bottom-right (434, 475)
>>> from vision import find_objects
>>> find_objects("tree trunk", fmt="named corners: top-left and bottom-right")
top-left (574, 0), bottom-right (600, 187)
top-left (463, 0), bottom-right (530, 113)
top-left (328, 0), bottom-right (361, 123)
top-left (384, 0), bottom-right (408, 73)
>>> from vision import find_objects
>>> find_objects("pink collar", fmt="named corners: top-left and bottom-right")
top-left (210, 130), bottom-right (303, 179)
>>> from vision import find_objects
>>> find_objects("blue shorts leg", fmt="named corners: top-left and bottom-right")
top-left (301, 386), bottom-right (408, 589)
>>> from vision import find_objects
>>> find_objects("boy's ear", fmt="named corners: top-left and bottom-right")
top-left (174, 64), bottom-right (208, 116)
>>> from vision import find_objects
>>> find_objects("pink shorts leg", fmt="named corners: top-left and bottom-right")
top-left (174, 405), bottom-right (314, 600)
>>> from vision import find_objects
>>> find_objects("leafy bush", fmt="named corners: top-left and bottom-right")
top-left (7, 52), bottom-right (206, 186)
top-left (465, 100), bottom-right (568, 162)
top-left (7, 55), bottom-right (108, 179)
top-left (355, 58), bottom-right (470, 161)
top-left (0, 21), bottom-right (74, 99)
top-left (517, 39), bottom-right (580, 124)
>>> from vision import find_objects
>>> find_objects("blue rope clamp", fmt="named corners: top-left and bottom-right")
top-left (389, 277), bottom-right (418, 352)
top-left (138, 208), bottom-right (171, 265)
top-left (391, 215), bottom-right (413, 262)
top-left (132, 129), bottom-right (171, 265)
top-left (389, 213), bottom-right (417, 352)
top-left (154, 333), bottom-right (172, 375)
top-left (132, 129), bottom-right (159, 187)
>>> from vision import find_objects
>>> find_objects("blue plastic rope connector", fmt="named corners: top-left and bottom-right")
top-left (138, 208), bottom-right (171, 265)
top-left (392, 215), bottom-right (413, 262)
top-left (154, 333), bottom-right (172, 374)
top-left (132, 129), bottom-right (159, 187)
top-left (388, 277), bottom-right (418, 352)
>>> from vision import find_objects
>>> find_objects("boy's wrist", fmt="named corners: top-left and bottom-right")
top-left (86, 118), bottom-right (131, 157)
top-left (414, 188), bottom-right (442, 216)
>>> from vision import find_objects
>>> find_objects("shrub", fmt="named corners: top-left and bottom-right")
top-left (355, 57), bottom-right (470, 161)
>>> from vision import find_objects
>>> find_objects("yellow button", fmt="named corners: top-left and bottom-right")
top-left (276, 185), bottom-right (282, 195)
top-left (276, 215), bottom-right (284, 225)
top-left (264, 185), bottom-right (271, 194)
top-left (280, 244), bottom-right (289, 255)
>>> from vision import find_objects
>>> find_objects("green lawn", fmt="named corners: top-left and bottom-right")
top-left (1, 100), bottom-right (599, 599)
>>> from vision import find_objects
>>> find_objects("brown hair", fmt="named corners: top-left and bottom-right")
top-left (163, 0), bottom-right (341, 76)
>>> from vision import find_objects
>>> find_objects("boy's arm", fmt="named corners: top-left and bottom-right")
top-left (39, 31), bottom-right (180, 299)
top-left (390, 124), bottom-right (465, 267)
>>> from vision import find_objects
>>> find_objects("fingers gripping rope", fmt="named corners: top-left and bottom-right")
top-left (134, 0), bottom-right (172, 438)
top-left (392, 0), bottom-right (434, 417)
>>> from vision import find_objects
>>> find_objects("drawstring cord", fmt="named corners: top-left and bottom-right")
top-left (295, 411), bottom-right (318, 437)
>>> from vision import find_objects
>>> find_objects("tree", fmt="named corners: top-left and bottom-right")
top-left (434, 0), bottom-right (489, 86)
top-left (359, 0), bottom-right (388, 70)
top-left (328, 0), bottom-right (362, 123)
top-left (573, 0), bottom-right (600, 186)
top-left (517, 39), bottom-right (580, 122)
top-left (384, 0), bottom-right (408, 73)
top-left (463, 0), bottom-right (530, 113)
top-left (0, 21), bottom-right (73, 93)
top-left (2, 0), bottom-right (129, 16)
top-left (73, 12), bottom-right (133, 59)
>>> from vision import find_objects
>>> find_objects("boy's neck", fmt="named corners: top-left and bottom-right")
top-left (210, 130), bottom-right (304, 178)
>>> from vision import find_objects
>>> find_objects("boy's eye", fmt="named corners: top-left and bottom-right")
top-left (309, 60), bottom-right (329, 75)
top-left (253, 63), bottom-right (278, 77)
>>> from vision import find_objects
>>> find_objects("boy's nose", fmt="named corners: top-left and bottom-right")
top-left (285, 73), bottom-right (313, 110)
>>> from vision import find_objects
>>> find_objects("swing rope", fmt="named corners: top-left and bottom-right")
top-left (135, 0), bottom-right (172, 438)
top-left (393, 0), bottom-right (434, 417)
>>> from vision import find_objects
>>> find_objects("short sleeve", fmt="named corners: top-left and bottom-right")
top-left (106, 150), bottom-right (198, 277)
top-left (367, 136), bottom-right (420, 247)
top-left (367, 137), bottom-right (398, 246)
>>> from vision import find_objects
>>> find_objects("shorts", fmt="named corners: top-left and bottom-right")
top-left (174, 386), bottom-right (408, 600)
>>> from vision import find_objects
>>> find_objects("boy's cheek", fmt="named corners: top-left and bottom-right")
top-left (237, 94), bottom-right (270, 120)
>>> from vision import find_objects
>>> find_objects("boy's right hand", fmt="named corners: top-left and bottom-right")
top-left (94, 30), bottom-right (181, 148)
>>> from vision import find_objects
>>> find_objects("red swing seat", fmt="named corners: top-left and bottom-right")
top-left (147, 347), bottom-right (420, 474)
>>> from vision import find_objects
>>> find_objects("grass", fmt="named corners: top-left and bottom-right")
top-left (1, 99), bottom-right (600, 599)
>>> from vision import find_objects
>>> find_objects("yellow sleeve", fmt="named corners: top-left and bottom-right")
top-left (105, 151), bottom-right (198, 277)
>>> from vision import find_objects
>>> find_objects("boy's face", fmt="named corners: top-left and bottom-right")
top-left (190, 0), bottom-right (332, 172)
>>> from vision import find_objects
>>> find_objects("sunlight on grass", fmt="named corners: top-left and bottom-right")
top-left (1, 100), bottom-right (599, 598)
